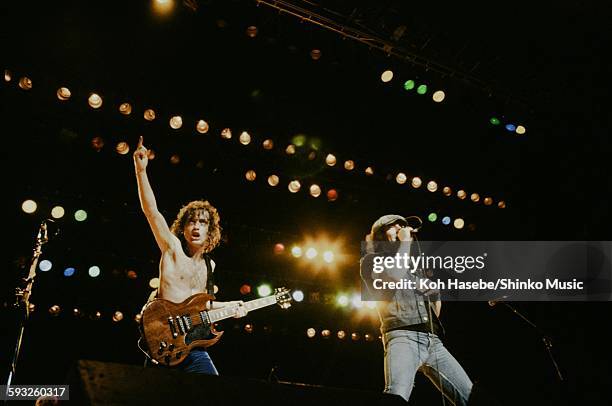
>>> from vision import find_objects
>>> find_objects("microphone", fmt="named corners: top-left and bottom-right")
top-left (488, 295), bottom-right (509, 306)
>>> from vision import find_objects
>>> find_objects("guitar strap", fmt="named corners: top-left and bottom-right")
top-left (204, 254), bottom-right (214, 308)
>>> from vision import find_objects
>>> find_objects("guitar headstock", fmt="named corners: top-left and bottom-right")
top-left (275, 287), bottom-right (292, 309)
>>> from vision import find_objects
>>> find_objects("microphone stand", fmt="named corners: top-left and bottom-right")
top-left (493, 300), bottom-right (564, 382)
top-left (5, 221), bottom-right (50, 400)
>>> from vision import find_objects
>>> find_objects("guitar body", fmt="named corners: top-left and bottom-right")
top-left (140, 292), bottom-right (223, 366)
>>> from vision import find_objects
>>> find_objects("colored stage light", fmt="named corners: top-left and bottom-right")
top-left (257, 284), bottom-right (272, 297)
top-left (22, 199), bottom-right (37, 214)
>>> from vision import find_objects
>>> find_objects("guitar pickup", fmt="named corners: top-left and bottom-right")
top-left (168, 317), bottom-right (178, 338)
top-left (176, 315), bottom-right (186, 335)
top-left (182, 315), bottom-right (192, 331)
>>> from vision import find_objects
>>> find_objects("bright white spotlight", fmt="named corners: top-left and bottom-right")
top-left (291, 246), bottom-right (303, 258)
top-left (323, 250), bottom-right (334, 263)
top-left (351, 294), bottom-right (364, 308)
top-left (21, 199), bottom-right (37, 214)
top-left (292, 290), bottom-right (304, 302)
top-left (305, 247), bottom-right (317, 259)
top-left (257, 284), bottom-right (272, 297)
top-left (89, 266), bottom-right (101, 277)
top-left (39, 260), bottom-right (52, 272)
top-left (51, 206), bottom-right (65, 219)
top-left (337, 294), bottom-right (349, 307)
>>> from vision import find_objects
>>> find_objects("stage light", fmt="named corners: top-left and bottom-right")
top-left (309, 184), bottom-right (321, 198)
top-left (240, 284), bottom-right (251, 295)
top-left (307, 151), bottom-right (317, 160)
top-left (196, 120), bottom-right (209, 133)
top-left (144, 109), bottom-right (156, 121)
top-left (134, 313), bottom-right (142, 323)
top-left (326, 189), bottom-right (338, 201)
top-left (244, 323), bottom-right (254, 333)
top-left (239, 131), bottom-right (251, 145)
top-left (470, 193), bottom-right (480, 203)
top-left (91, 136), bottom-right (104, 152)
top-left (305, 247), bottom-right (317, 259)
top-left (484, 197), bottom-right (493, 206)
top-left (57, 87), bottom-right (71, 101)
top-left (127, 270), bottom-right (138, 279)
top-left (245, 170), bottom-right (256, 181)
top-left (365, 166), bottom-right (374, 175)
top-left (19, 77), bottom-right (32, 90)
top-left (337, 294), bottom-right (349, 307)
top-left (74, 210), bottom-right (87, 222)
top-left (246, 26), bottom-right (258, 38)
top-left (490, 117), bottom-right (500, 125)
top-left (351, 294), bottom-right (364, 309)
top-left (516, 125), bottom-right (526, 135)
top-left (50, 206), bottom-right (65, 219)
top-left (64, 267), bottom-right (76, 277)
top-left (285, 144), bottom-right (296, 155)
top-left (365, 333), bottom-right (374, 342)
top-left (325, 154), bottom-right (337, 166)
top-left (88, 93), bottom-right (103, 109)
top-left (417, 84), bottom-right (428, 95)
top-left (267, 175), bottom-right (279, 186)
top-left (427, 180), bottom-right (438, 192)
top-left (93, 311), bottom-right (102, 320)
top-left (404, 80), bottom-right (415, 90)
top-left (119, 102), bottom-right (132, 115)
top-left (73, 308), bottom-right (81, 317)
top-left (149, 277), bottom-right (160, 289)
top-left (170, 154), bottom-right (181, 165)
top-left (49, 305), bottom-right (61, 316)
top-left (306, 328), bottom-right (316, 338)
top-left (351, 332), bottom-right (360, 341)
top-left (221, 128), bottom-right (232, 139)
top-left (39, 260), bottom-right (52, 272)
top-left (310, 49), bottom-right (322, 60)
top-left (4, 69), bottom-right (11, 82)
top-left (262, 139), bottom-right (274, 150)
top-left (321, 329), bottom-right (331, 338)
top-left (169, 116), bottom-right (183, 129)
top-left (292, 290), bottom-right (304, 302)
top-left (152, 0), bottom-right (174, 15)
top-left (291, 246), bottom-right (303, 258)
top-left (505, 123), bottom-right (516, 132)
top-left (411, 177), bottom-right (422, 188)
top-left (442, 186), bottom-right (452, 196)
top-left (21, 199), bottom-right (37, 214)
top-left (337, 330), bottom-right (346, 339)
top-left (257, 284), bottom-right (272, 297)
top-left (498, 201), bottom-right (506, 209)
top-left (428, 213), bottom-right (437, 222)
top-left (396, 172), bottom-right (407, 184)
top-left (116, 142), bottom-right (129, 155)
top-left (442, 216), bottom-right (451, 225)
top-left (273, 243), bottom-right (285, 254)
top-left (453, 218), bottom-right (465, 229)
top-left (88, 266), bottom-right (101, 277)
top-left (381, 70), bottom-right (394, 82)
top-left (432, 90), bottom-right (446, 102)
top-left (365, 301), bottom-right (377, 309)
top-left (292, 134), bottom-right (306, 147)
top-left (112, 311), bottom-right (124, 322)
top-left (344, 160), bottom-right (355, 170)
top-left (457, 190), bottom-right (467, 200)
top-left (323, 250), bottom-right (334, 263)
top-left (288, 180), bottom-right (301, 193)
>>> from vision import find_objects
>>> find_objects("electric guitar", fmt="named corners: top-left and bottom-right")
top-left (139, 287), bottom-right (292, 366)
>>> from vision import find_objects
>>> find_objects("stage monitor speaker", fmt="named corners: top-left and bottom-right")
top-left (68, 359), bottom-right (406, 406)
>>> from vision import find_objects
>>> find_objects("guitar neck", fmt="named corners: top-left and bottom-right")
top-left (208, 295), bottom-right (278, 323)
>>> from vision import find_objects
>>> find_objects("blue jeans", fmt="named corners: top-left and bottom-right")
top-left (146, 348), bottom-right (219, 375)
top-left (383, 330), bottom-right (472, 405)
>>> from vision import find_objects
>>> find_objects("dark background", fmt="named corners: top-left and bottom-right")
top-left (1, 1), bottom-right (610, 404)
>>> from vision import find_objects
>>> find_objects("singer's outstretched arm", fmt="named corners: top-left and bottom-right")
top-left (133, 136), bottom-right (181, 253)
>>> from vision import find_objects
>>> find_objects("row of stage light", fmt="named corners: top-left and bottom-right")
top-left (5, 68), bottom-right (506, 210)
top-left (36, 302), bottom-right (382, 341)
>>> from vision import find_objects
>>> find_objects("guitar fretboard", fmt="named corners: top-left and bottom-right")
top-left (207, 295), bottom-right (278, 323)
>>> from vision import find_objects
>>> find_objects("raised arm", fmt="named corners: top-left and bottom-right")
top-left (133, 136), bottom-right (178, 252)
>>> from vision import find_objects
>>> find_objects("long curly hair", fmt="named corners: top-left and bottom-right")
top-left (170, 200), bottom-right (222, 255)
